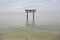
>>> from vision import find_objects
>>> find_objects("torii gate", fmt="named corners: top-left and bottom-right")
top-left (25, 9), bottom-right (36, 26)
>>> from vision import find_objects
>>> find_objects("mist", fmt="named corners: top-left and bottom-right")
top-left (0, 0), bottom-right (60, 28)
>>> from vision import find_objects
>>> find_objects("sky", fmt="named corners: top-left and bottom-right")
top-left (0, 0), bottom-right (60, 28)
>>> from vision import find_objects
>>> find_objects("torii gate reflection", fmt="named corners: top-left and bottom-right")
top-left (25, 9), bottom-right (36, 26)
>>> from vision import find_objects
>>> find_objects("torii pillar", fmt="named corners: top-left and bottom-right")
top-left (25, 9), bottom-right (36, 26)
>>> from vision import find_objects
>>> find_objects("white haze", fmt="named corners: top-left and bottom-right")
top-left (0, 0), bottom-right (60, 28)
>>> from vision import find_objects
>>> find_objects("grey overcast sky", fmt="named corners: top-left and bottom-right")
top-left (0, 0), bottom-right (60, 28)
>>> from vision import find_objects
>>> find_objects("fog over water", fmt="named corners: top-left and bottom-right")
top-left (0, 0), bottom-right (60, 29)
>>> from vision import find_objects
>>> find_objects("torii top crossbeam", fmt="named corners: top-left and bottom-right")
top-left (25, 9), bottom-right (36, 13)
